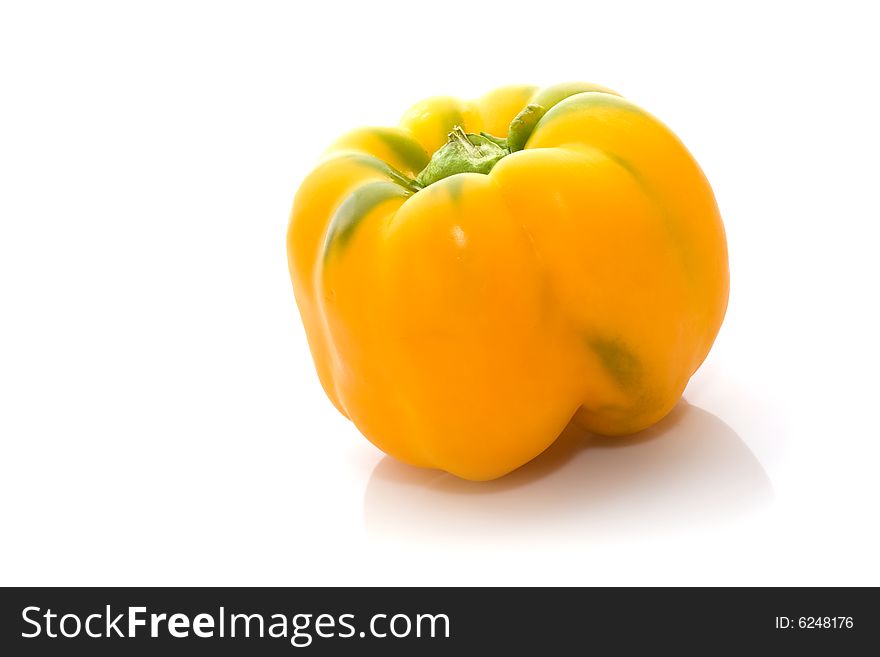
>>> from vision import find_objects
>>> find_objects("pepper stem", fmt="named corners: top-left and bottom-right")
top-left (413, 104), bottom-right (547, 188)
top-left (449, 125), bottom-right (479, 156)
top-left (414, 126), bottom-right (508, 187)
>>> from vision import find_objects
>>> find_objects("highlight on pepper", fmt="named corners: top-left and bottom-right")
top-left (286, 82), bottom-right (729, 481)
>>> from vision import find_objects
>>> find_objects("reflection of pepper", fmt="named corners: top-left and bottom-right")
top-left (287, 82), bottom-right (729, 480)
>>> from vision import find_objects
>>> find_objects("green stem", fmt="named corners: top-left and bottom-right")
top-left (449, 125), bottom-right (478, 156)
top-left (479, 132), bottom-right (508, 148)
top-left (414, 104), bottom-right (547, 188)
top-left (414, 127), bottom-right (508, 187)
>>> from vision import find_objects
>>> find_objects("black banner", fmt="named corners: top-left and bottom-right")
top-left (1, 587), bottom-right (875, 654)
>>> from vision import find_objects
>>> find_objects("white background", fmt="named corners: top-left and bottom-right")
top-left (2, 0), bottom-right (878, 586)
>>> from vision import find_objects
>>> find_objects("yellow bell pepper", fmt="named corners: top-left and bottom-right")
top-left (287, 82), bottom-right (729, 481)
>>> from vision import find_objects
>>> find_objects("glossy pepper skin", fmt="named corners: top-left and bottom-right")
top-left (287, 82), bottom-right (729, 481)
